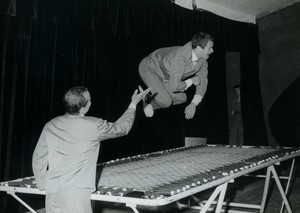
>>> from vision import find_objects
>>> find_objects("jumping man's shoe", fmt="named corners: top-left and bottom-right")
top-left (143, 101), bottom-right (154, 117)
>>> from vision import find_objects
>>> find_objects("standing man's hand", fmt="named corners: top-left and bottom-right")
top-left (131, 86), bottom-right (151, 105)
top-left (184, 103), bottom-right (197, 119)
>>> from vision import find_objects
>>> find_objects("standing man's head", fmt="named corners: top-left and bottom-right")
top-left (192, 32), bottom-right (214, 60)
top-left (63, 86), bottom-right (91, 115)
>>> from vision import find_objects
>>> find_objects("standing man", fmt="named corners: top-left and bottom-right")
top-left (139, 32), bottom-right (214, 119)
top-left (229, 85), bottom-right (243, 145)
top-left (32, 85), bottom-right (150, 213)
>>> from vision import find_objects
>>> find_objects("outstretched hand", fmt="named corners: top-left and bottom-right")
top-left (131, 86), bottom-right (152, 105)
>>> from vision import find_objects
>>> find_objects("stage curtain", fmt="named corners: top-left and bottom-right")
top-left (0, 3), bottom-right (266, 211)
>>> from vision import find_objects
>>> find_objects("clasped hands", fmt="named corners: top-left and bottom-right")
top-left (131, 86), bottom-right (152, 105)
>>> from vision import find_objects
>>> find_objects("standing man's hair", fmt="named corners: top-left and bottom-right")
top-left (192, 32), bottom-right (214, 49)
top-left (63, 86), bottom-right (89, 114)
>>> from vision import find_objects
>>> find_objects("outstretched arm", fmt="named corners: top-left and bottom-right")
top-left (97, 86), bottom-right (151, 140)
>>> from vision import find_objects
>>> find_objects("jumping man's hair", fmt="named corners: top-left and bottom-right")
top-left (192, 32), bottom-right (214, 49)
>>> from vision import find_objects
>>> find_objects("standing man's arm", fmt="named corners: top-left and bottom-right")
top-left (32, 128), bottom-right (49, 191)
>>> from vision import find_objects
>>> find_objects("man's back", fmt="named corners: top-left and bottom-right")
top-left (36, 115), bottom-right (101, 194)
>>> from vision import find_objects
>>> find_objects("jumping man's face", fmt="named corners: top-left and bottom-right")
top-left (196, 41), bottom-right (214, 60)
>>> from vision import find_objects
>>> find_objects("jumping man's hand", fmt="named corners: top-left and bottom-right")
top-left (184, 103), bottom-right (197, 119)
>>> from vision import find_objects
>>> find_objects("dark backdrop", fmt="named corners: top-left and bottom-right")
top-left (269, 76), bottom-right (300, 147)
top-left (0, 0), bottom-right (267, 211)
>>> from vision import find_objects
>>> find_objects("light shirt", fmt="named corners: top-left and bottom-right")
top-left (192, 50), bottom-right (199, 65)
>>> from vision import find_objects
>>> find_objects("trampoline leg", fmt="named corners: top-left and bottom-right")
top-left (7, 191), bottom-right (37, 213)
top-left (126, 204), bottom-right (140, 213)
